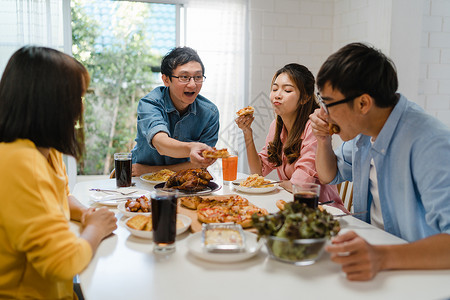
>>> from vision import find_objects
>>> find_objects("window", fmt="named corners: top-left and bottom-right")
top-left (72, 0), bottom-right (177, 175)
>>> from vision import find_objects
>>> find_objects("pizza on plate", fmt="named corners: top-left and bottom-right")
top-left (236, 106), bottom-right (255, 117)
top-left (202, 147), bottom-right (230, 159)
top-left (240, 174), bottom-right (272, 187)
top-left (180, 195), bottom-right (268, 228)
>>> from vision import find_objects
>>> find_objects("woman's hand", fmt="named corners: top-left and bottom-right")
top-left (82, 207), bottom-right (117, 240)
top-left (235, 115), bottom-right (255, 135)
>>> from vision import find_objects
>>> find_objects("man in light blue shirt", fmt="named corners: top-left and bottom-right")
top-left (309, 43), bottom-right (450, 281)
top-left (131, 47), bottom-right (219, 176)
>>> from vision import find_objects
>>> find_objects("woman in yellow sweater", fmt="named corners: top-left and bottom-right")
top-left (0, 46), bottom-right (117, 299)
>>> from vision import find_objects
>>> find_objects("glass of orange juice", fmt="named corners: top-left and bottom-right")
top-left (222, 155), bottom-right (238, 181)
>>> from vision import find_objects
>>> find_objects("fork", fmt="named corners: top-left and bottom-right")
top-left (89, 188), bottom-right (138, 195)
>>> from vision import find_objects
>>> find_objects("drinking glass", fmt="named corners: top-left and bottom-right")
top-left (151, 190), bottom-right (178, 253)
top-left (292, 183), bottom-right (321, 209)
top-left (114, 153), bottom-right (132, 188)
top-left (222, 155), bottom-right (238, 181)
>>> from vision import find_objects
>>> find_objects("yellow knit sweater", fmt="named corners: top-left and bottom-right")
top-left (0, 139), bottom-right (92, 299)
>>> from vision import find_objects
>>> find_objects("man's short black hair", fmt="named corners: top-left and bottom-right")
top-left (317, 42), bottom-right (399, 108)
top-left (0, 46), bottom-right (88, 159)
top-left (160, 46), bottom-right (205, 77)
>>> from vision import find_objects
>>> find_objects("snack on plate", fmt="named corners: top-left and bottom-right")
top-left (202, 223), bottom-right (245, 252)
top-left (165, 168), bottom-right (213, 192)
top-left (236, 106), bottom-right (255, 116)
top-left (125, 195), bottom-right (150, 213)
top-left (126, 215), bottom-right (184, 232)
top-left (240, 174), bottom-right (272, 188)
top-left (142, 169), bottom-right (175, 182)
top-left (328, 123), bottom-right (340, 135)
top-left (126, 215), bottom-right (150, 230)
top-left (202, 147), bottom-right (230, 159)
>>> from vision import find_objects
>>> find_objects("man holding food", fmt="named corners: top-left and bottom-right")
top-left (131, 47), bottom-right (219, 176)
top-left (309, 42), bottom-right (450, 280)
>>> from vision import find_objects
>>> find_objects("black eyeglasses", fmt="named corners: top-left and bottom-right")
top-left (170, 75), bottom-right (206, 83)
top-left (317, 92), bottom-right (361, 114)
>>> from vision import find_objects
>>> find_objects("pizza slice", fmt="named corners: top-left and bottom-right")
top-left (236, 106), bottom-right (255, 117)
top-left (202, 147), bottom-right (230, 159)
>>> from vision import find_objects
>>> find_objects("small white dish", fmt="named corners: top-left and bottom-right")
top-left (89, 188), bottom-right (151, 206)
top-left (122, 214), bottom-right (192, 239)
top-left (117, 202), bottom-right (151, 218)
top-left (232, 179), bottom-right (278, 194)
top-left (187, 231), bottom-right (263, 263)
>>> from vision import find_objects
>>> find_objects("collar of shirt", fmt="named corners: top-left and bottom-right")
top-left (162, 87), bottom-right (198, 117)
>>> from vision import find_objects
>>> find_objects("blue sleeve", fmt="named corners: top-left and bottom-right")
top-left (136, 96), bottom-right (170, 149)
top-left (411, 132), bottom-right (450, 234)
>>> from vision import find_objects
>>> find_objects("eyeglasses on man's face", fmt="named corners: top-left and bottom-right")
top-left (316, 92), bottom-right (361, 114)
top-left (170, 75), bottom-right (206, 83)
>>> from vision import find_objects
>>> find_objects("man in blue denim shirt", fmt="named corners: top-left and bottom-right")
top-left (309, 43), bottom-right (450, 281)
top-left (131, 47), bottom-right (219, 176)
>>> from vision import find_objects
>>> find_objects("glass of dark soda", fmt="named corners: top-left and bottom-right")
top-left (151, 190), bottom-right (178, 253)
top-left (114, 153), bottom-right (132, 188)
top-left (293, 183), bottom-right (321, 209)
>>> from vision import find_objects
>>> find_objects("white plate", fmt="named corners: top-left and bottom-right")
top-left (117, 202), bottom-right (151, 218)
top-left (122, 214), bottom-right (192, 239)
top-left (231, 179), bottom-right (279, 194)
top-left (139, 172), bottom-right (166, 184)
top-left (187, 231), bottom-right (263, 263)
top-left (89, 188), bottom-right (151, 206)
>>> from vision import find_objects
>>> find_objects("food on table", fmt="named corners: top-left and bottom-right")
top-left (126, 215), bottom-right (151, 230)
top-left (125, 195), bottom-right (150, 213)
top-left (252, 202), bottom-right (340, 261)
top-left (236, 106), bottom-right (255, 116)
top-left (328, 123), bottom-right (340, 135)
top-left (239, 174), bottom-right (273, 188)
top-left (276, 199), bottom-right (324, 212)
top-left (126, 215), bottom-right (183, 232)
top-left (202, 147), bottom-right (230, 158)
top-left (180, 195), bottom-right (268, 228)
top-left (203, 223), bottom-right (245, 252)
top-left (141, 169), bottom-right (175, 182)
top-left (164, 168), bottom-right (213, 191)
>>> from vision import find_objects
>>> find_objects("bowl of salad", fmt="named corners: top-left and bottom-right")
top-left (252, 202), bottom-right (340, 266)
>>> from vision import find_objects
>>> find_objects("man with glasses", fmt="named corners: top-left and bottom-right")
top-left (309, 43), bottom-right (450, 281)
top-left (131, 47), bottom-right (219, 176)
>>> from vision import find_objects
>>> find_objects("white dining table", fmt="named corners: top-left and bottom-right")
top-left (71, 172), bottom-right (450, 300)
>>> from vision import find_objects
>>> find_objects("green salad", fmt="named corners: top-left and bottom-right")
top-left (252, 202), bottom-right (340, 261)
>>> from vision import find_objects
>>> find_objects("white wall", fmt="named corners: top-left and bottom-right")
top-left (419, 0), bottom-right (450, 127)
top-left (247, 0), bottom-right (450, 160)
top-left (247, 0), bottom-right (335, 169)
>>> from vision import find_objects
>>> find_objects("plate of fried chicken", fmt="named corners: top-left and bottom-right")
top-left (154, 168), bottom-right (221, 195)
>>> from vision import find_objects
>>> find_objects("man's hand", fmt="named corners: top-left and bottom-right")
top-left (189, 143), bottom-right (216, 168)
top-left (309, 107), bottom-right (332, 142)
top-left (326, 231), bottom-right (385, 281)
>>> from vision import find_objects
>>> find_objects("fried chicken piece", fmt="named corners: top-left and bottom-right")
top-left (165, 168), bottom-right (213, 191)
